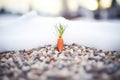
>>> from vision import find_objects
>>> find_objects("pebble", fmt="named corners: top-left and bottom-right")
top-left (84, 65), bottom-right (92, 73)
top-left (31, 63), bottom-right (40, 69)
top-left (8, 58), bottom-right (13, 62)
top-left (70, 49), bottom-right (74, 54)
top-left (90, 52), bottom-right (94, 57)
top-left (22, 66), bottom-right (30, 71)
top-left (47, 74), bottom-right (70, 80)
top-left (40, 56), bottom-right (45, 60)
top-left (88, 57), bottom-right (97, 61)
top-left (81, 61), bottom-right (87, 66)
top-left (0, 54), bottom-right (3, 59)
top-left (3, 75), bottom-right (9, 80)
top-left (26, 50), bottom-right (33, 55)
top-left (56, 63), bottom-right (65, 69)
top-left (59, 53), bottom-right (67, 59)
top-left (42, 51), bottom-right (48, 57)
top-left (27, 71), bottom-right (39, 80)
top-left (73, 74), bottom-right (80, 80)
top-left (0, 44), bottom-right (120, 80)
top-left (96, 62), bottom-right (104, 69)
top-left (53, 54), bottom-right (58, 59)
top-left (73, 57), bottom-right (81, 63)
top-left (99, 52), bottom-right (106, 57)
top-left (93, 52), bottom-right (98, 56)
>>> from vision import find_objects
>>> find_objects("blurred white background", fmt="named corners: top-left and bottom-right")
top-left (0, 0), bottom-right (120, 52)
top-left (0, 0), bottom-right (120, 19)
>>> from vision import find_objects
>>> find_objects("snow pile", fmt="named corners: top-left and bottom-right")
top-left (0, 11), bottom-right (120, 52)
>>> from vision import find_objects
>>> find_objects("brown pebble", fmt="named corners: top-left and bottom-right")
top-left (32, 68), bottom-right (41, 75)
top-left (108, 51), bottom-right (112, 58)
top-left (0, 54), bottom-right (3, 59)
top-left (64, 51), bottom-right (68, 57)
top-left (50, 58), bottom-right (57, 62)
top-left (108, 51), bottom-right (112, 55)
top-left (26, 50), bottom-right (33, 55)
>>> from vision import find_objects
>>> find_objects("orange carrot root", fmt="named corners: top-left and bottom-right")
top-left (57, 38), bottom-right (64, 52)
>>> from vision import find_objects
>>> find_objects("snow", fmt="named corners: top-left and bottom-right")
top-left (0, 11), bottom-right (120, 52)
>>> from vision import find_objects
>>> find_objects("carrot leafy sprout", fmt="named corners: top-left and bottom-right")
top-left (55, 24), bottom-right (67, 38)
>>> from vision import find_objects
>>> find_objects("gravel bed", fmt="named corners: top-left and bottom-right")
top-left (0, 44), bottom-right (120, 80)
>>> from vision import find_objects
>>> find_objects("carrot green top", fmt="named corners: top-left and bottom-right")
top-left (55, 24), bottom-right (67, 38)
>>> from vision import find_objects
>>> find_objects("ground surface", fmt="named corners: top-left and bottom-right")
top-left (0, 44), bottom-right (120, 80)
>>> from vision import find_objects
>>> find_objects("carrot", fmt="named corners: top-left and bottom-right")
top-left (55, 24), bottom-right (67, 52)
top-left (57, 38), bottom-right (64, 52)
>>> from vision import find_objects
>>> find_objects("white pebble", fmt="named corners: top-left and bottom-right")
top-left (22, 66), bottom-right (30, 71)
top-left (54, 50), bottom-right (59, 54)
top-left (70, 49), bottom-right (74, 54)
top-left (47, 50), bottom-right (52, 54)
top-left (1, 57), bottom-right (6, 62)
top-left (77, 49), bottom-right (81, 53)
top-left (84, 54), bottom-right (90, 60)
top-left (101, 73), bottom-right (110, 80)
top-left (27, 72), bottom-right (39, 80)
top-left (53, 54), bottom-right (58, 59)
top-left (27, 59), bottom-right (33, 65)
top-left (40, 56), bottom-right (45, 60)
top-left (31, 64), bottom-right (39, 69)
top-left (18, 77), bottom-right (26, 80)
top-left (99, 53), bottom-right (105, 57)
top-left (8, 58), bottom-right (13, 62)
top-left (42, 51), bottom-right (47, 56)
top-left (3, 75), bottom-right (9, 80)
top-left (80, 61), bottom-right (87, 66)
top-left (59, 54), bottom-right (67, 59)
top-left (90, 53), bottom-right (94, 57)
top-left (74, 57), bottom-right (81, 63)
top-left (73, 74), bottom-right (80, 80)
top-left (74, 46), bottom-right (78, 50)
